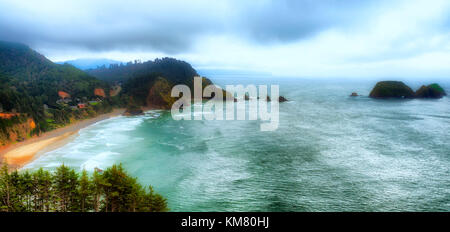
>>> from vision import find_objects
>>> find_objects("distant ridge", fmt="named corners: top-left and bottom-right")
top-left (197, 68), bottom-right (271, 77)
top-left (56, 58), bottom-right (123, 70)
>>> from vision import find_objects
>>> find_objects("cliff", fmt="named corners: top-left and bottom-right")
top-left (0, 115), bottom-right (37, 147)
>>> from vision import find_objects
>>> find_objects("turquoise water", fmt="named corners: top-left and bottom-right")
top-left (24, 77), bottom-right (450, 211)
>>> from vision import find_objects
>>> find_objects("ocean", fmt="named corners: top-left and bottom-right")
top-left (24, 76), bottom-right (450, 211)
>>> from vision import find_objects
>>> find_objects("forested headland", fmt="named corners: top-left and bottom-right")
top-left (0, 41), bottom-right (210, 147)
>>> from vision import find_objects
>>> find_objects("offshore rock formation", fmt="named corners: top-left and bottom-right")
top-left (278, 96), bottom-right (289, 102)
top-left (255, 96), bottom-right (288, 102)
top-left (369, 81), bottom-right (415, 99)
top-left (415, 84), bottom-right (447, 99)
top-left (370, 81), bottom-right (447, 99)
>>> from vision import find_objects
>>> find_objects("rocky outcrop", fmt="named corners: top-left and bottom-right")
top-left (247, 95), bottom-right (288, 102)
top-left (256, 96), bottom-right (271, 101)
top-left (0, 117), bottom-right (37, 147)
top-left (370, 81), bottom-right (447, 99)
top-left (146, 77), bottom-right (175, 109)
top-left (278, 96), bottom-right (288, 102)
top-left (124, 105), bottom-right (143, 116)
top-left (350, 92), bottom-right (358, 97)
top-left (415, 84), bottom-right (447, 99)
top-left (109, 85), bottom-right (122, 97)
top-left (369, 81), bottom-right (415, 99)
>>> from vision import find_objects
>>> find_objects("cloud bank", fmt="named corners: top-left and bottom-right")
top-left (1, 0), bottom-right (450, 78)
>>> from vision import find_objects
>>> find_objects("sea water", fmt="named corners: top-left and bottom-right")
top-left (24, 77), bottom-right (450, 211)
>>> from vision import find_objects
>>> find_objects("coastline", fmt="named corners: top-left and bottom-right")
top-left (0, 108), bottom-right (125, 169)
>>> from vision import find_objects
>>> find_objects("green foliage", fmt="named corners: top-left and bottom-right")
top-left (89, 57), bottom-right (215, 108)
top-left (79, 170), bottom-right (92, 212)
top-left (53, 164), bottom-right (79, 211)
top-left (0, 41), bottom-right (108, 100)
top-left (428, 83), bottom-right (446, 94)
top-left (415, 83), bottom-right (447, 99)
top-left (0, 116), bottom-right (24, 140)
top-left (0, 163), bottom-right (168, 212)
top-left (123, 73), bottom-right (162, 106)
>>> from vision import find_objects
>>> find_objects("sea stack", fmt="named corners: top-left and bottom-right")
top-left (369, 81), bottom-right (415, 99)
top-left (369, 81), bottom-right (447, 99)
top-left (415, 83), bottom-right (447, 99)
top-left (279, 96), bottom-right (288, 102)
top-left (255, 96), bottom-right (288, 102)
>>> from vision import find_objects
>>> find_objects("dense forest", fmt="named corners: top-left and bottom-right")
top-left (0, 163), bottom-right (168, 212)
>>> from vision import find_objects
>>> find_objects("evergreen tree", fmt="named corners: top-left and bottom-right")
top-left (0, 163), bottom-right (13, 211)
top-left (143, 186), bottom-right (169, 212)
top-left (92, 169), bottom-right (103, 212)
top-left (54, 164), bottom-right (79, 212)
top-left (78, 170), bottom-right (92, 212)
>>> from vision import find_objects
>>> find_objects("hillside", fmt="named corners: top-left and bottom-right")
top-left (0, 41), bottom-right (115, 146)
top-left (88, 57), bottom-right (220, 110)
top-left (0, 41), bottom-right (108, 102)
top-left (87, 57), bottom-right (199, 86)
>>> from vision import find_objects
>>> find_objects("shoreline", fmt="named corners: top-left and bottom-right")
top-left (0, 108), bottom-right (125, 169)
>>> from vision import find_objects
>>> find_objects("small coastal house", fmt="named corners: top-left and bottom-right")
top-left (94, 88), bottom-right (106, 98)
top-left (77, 103), bottom-right (87, 109)
top-left (58, 91), bottom-right (71, 99)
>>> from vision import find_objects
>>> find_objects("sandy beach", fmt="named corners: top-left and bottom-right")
top-left (0, 108), bottom-right (125, 169)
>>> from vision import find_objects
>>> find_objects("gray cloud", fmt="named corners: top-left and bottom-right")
top-left (0, 0), bottom-right (383, 54)
top-left (234, 0), bottom-right (378, 43)
top-left (0, 0), bottom-right (225, 53)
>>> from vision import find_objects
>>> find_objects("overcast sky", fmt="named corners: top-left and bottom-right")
top-left (1, 0), bottom-right (450, 78)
